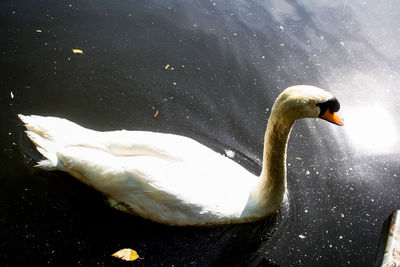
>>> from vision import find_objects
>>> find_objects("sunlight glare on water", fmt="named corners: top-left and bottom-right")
top-left (344, 105), bottom-right (398, 153)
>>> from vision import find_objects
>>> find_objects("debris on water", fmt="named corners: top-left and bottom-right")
top-left (299, 235), bottom-right (306, 239)
top-left (10, 91), bottom-right (14, 99)
top-left (295, 157), bottom-right (302, 160)
top-left (72, 49), bottom-right (84, 54)
top-left (224, 149), bottom-right (235, 158)
top-left (112, 249), bottom-right (143, 262)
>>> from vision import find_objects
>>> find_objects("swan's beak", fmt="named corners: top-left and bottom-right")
top-left (320, 110), bottom-right (344, 126)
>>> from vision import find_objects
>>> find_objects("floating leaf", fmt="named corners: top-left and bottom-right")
top-left (112, 249), bottom-right (143, 262)
top-left (72, 49), bottom-right (84, 54)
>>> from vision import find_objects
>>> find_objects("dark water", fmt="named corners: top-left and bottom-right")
top-left (1, 0), bottom-right (400, 266)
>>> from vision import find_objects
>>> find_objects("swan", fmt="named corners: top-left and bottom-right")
top-left (19, 85), bottom-right (343, 226)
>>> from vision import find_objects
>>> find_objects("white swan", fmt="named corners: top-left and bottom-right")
top-left (19, 85), bottom-right (343, 226)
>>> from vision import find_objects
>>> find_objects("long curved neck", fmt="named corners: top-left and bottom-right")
top-left (245, 106), bottom-right (295, 218)
top-left (260, 115), bottom-right (293, 203)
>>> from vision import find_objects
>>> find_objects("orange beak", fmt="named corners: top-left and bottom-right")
top-left (320, 109), bottom-right (344, 126)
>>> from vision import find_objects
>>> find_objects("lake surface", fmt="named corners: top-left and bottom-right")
top-left (1, 0), bottom-right (400, 266)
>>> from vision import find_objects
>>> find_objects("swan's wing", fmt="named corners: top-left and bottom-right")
top-left (19, 115), bottom-right (215, 162)
top-left (99, 130), bottom-right (220, 162)
top-left (56, 144), bottom-right (257, 224)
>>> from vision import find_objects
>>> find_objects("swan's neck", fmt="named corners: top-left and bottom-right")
top-left (247, 111), bottom-right (295, 217)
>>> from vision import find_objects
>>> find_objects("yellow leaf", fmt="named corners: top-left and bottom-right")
top-left (72, 49), bottom-right (84, 54)
top-left (112, 249), bottom-right (143, 262)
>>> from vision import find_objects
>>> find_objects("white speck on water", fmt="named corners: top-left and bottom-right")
top-left (224, 149), bottom-right (235, 158)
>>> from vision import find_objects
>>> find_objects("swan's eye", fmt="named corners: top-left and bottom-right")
top-left (316, 98), bottom-right (340, 117)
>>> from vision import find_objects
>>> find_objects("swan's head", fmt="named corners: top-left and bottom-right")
top-left (274, 85), bottom-right (344, 126)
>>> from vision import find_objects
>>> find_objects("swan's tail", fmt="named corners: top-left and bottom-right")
top-left (18, 114), bottom-right (83, 170)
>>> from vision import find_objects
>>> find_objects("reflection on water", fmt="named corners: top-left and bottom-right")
top-left (344, 105), bottom-right (398, 153)
top-left (2, 0), bottom-right (400, 265)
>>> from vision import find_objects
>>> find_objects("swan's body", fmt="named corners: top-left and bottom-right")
top-left (19, 85), bottom-right (343, 226)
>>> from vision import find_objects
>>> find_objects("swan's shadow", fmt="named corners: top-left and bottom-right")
top-left (101, 204), bottom-right (283, 266)
top-left (29, 167), bottom-right (283, 266)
